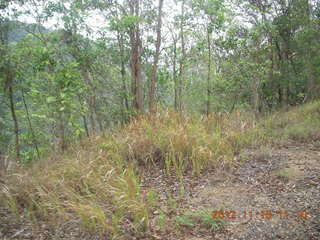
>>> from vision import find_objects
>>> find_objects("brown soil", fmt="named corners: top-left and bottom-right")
top-left (184, 141), bottom-right (320, 240)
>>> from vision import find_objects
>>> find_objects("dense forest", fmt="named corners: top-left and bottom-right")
top-left (0, 0), bottom-right (320, 239)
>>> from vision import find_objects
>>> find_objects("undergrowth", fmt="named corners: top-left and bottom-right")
top-left (175, 208), bottom-right (225, 231)
top-left (258, 101), bottom-right (320, 144)
top-left (1, 102), bottom-right (320, 238)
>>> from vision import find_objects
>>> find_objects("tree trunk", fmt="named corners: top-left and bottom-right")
top-left (82, 115), bottom-right (90, 138)
top-left (8, 85), bottom-right (20, 161)
top-left (21, 89), bottom-right (40, 159)
top-left (206, 27), bottom-right (212, 117)
top-left (129, 0), bottom-right (144, 112)
top-left (77, 94), bottom-right (90, 138)
top-left (1, 20), bottom-right (19, 161)
top-left (81, 68), bottom-right (100, 132)
top-left (269, 39), bottom-right (275, 109)
top-left (282, 47), bottom-right (289, 109)
top-left (304, 0), bottom-right (317, 100)
top-left (178, 0), bottom-right (186, 112)
top-left (252, 42), bottom-right (261, 114)
top-left (252, 79), bottom-right (260, 114)
top-left (173, 38), bottom-right (178, 111)
top-left (57, 110), bottom-right (67, 152)
top-left (149, 0), bottom-right (164, 113)
top-left (117, 31), bottom-right (129, 114)
top-left (275, 38), bottom-right (287, 109)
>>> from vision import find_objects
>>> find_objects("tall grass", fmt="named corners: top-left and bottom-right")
top-left (112, 110), bottom-right (255, 176)
top-left (1, 146), bottom-right (149, 237)
top-left (257, 101), bottom-right (320, 143)
top-left (4, 102), bottom-right (319, 237)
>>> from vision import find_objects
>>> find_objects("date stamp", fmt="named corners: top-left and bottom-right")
top-left (212, 209), bottom-right (311, 221)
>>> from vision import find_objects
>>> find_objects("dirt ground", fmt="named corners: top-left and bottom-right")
top-left (1, 141), bottom-right (319, 239)
top-left (186, 141), bottom-right (320, 240)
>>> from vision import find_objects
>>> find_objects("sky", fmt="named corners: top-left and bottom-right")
top-left (3, 0), bottom-right (251, 55)
top-left (9, 0), bottom-right (182, 37)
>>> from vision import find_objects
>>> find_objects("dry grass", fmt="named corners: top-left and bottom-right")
top-left (1, 145), bottom-right (148, 237)
top-left (113, 110), bottom-right (255, 176)
top-left (258, 101), bottom-right (320, 144)
top-left (1, 102), bottom-right (319, 238)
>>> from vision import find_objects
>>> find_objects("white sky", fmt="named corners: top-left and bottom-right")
top-left (4, 0), bottom-right (252, 55)
top-left (9, 0), bottom-right (181, 37)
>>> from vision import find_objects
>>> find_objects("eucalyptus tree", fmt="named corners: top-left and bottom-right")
top-left (0, 2), bottom-right (22, 161)
top-left (191, 0), bottom-right (226, 115)
top-left (148, 0), bottom-right (164, 113)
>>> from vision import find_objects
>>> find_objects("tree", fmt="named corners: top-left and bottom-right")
top-left (0, 12), bottom-right (21, 161)
top-left (128, 0), bottom-right (144, 112)
top-left (149, 0), bottom-right (164, 113)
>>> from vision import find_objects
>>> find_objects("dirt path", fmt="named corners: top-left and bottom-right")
top-left (188, 142), bottom-right (320, 240)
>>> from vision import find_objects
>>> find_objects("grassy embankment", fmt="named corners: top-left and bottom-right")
top-left (1, 101), bottom-right (320, 238)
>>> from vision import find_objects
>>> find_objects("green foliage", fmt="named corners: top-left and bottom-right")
top-left (110, 15), bottom-right (144, 31)
top-left (175, 209), bottom-right (225, 230)
top-left (175, 214), bottom-right (195, 227)
top-left (1, 0), bottom-right (319, 161)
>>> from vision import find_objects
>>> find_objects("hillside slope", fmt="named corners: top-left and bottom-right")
top-left (1, 102), bottom-right (320, 239)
